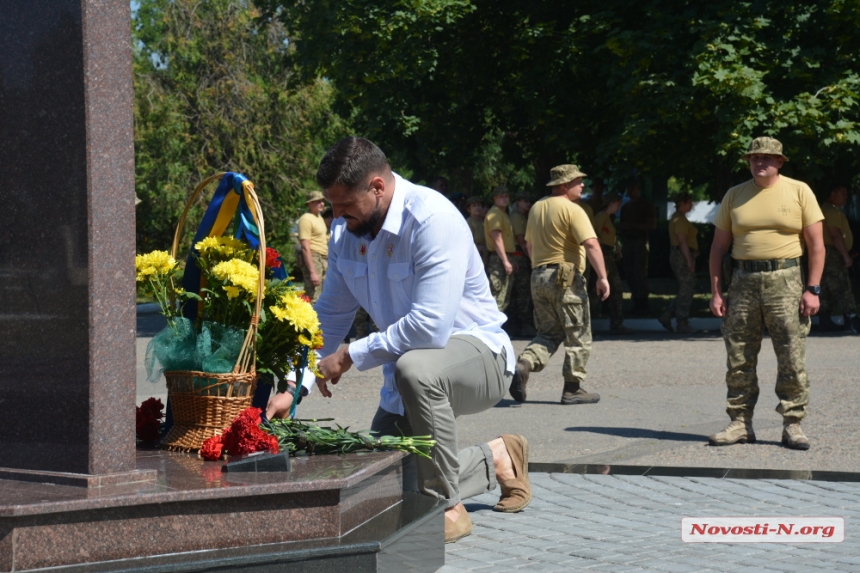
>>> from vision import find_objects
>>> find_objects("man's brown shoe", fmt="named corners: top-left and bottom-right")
top-left (509, 360), bottom-right (531, 403)
top-left (782, 420), bottom-right (810, 451)
top-left (708, 419), bottom-right (756, 446)
top-left (444, 508), bottom-right (473, 543)
top-left (494, 434), bottom-right (531, 513)
top-left (561, 382), bottom-right (600, 404)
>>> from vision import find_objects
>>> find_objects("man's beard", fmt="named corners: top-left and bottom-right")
top-left (347, 207), bottom-right (384, 237)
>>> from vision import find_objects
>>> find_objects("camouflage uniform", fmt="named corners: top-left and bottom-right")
top-left (600, 245), bottom-right (624, 330)
top-left (487, 254), bottom-right (513, 312)
top-left (301, 252), bottom-right (328, 303)
top-left (820, 246), bottom-right (857, 316)
top-left (519, 266), bottom-right (591, 385)
top-left (721, 266), bottom-right (810, 420)
top-left (667, 247), bottom-right (697, 320)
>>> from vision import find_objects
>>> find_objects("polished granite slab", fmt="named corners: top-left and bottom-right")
top-left (531, 462), bottom-right (860, 482)
top-left (0, 450), bottom-right (412, 571)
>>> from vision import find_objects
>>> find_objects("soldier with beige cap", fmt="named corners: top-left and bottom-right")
top-left (510, 164), bottom-right (610, 406)
top-left (297, 190), bottom-right (329, 302)
top-left (708, 136), bottom-right (825, 451)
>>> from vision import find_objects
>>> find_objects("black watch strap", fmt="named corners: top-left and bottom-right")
top-left (806, 285), bottom-right (821, 295)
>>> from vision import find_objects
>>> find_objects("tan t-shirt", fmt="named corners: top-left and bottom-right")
top-left (467, 216), bottom-right (486, 247)
top-left (822, 203), bottom-right (853, 251)
top-left (525, 196), bottom-right (596, 272)
top-left (510, 210), bottom-right (528, 239)
top-left (297, 212), bottom-right (328, 256)
top-left (484, 205), bottom-right (516, 254)
top-left (714, 176), bottom-right (824, 260)
top-left (669, 212), bottom-right (698, 250)
top-left (594, 210), bottom-right (617, 247)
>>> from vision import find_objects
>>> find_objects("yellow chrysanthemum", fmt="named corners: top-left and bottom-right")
top-left (195, 236), bottom-right (250, 258)
top-left (211, 259), bottom-right (260, 300)
top-left (276, 291), bottom-right (321, 333)
top-left (135, 251), bottom-right (177, 281)
top-left (223, 285), bottom-right (241, 299)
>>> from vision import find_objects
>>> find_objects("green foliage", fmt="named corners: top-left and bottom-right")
top-left (260, 0), bottom-right (860, 198)
top-left (133, 0), bottom-right (351, 257)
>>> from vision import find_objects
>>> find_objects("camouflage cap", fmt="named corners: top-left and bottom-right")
top-left (546, 164), bottom-right (587, 187)
top-left (492, 185), bottom-right (510, 197)
top-left (600, 191), bottom-right (622, 210)
top-left (306, 190), bottom-right (325, 203)
top-left (466, 195), bottom-right (484, 206)
top-left (741, 136), bottom-right (789, 162)
top-left (514, 191), bottom-right (532, 202)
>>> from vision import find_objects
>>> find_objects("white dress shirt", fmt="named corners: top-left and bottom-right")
top-left (315, 174), bottom-right (515, 415)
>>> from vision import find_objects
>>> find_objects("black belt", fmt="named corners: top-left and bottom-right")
top-left (733, 258), bottom-right (800, 272)
top-left (535, 263), bottom-right (560, 270)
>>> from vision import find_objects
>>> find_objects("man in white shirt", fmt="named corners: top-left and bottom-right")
top-left (271, 137), bottom-right (531, 543)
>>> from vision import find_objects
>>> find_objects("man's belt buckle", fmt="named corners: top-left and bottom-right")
top-left (737, 258), bottom-right (798, 272)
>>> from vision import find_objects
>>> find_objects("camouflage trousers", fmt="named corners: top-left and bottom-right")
top-left (721, 265), bottom-right (810, 421)
top-left (487, 253), bottom-right (514, 312)
top-left (601, 244), bottom-right (624, 329)
top-left (519, 265), bottom-right (591, 385)
top-left (508, 254), bottom-right (533, 329)
top-left (820, 246), bottom-right (857, 315)
top-left (621, 236), bottom-right (650, 302)
top-left (301, 252), bottom-right (328, 303)
top-left (667, 247), bottom-right (697, 320)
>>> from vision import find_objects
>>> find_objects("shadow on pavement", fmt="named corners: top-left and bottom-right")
top-left (564, 426), bottom-right (705, 442)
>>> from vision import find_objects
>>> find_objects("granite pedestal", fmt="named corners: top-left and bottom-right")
top-left (0, 449), bottom-right (445, 572)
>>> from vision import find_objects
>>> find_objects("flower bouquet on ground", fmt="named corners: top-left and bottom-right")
top-left (136, 173), bottom-right (323, 451)
top-left (199, 408), bottom-right (436, 461)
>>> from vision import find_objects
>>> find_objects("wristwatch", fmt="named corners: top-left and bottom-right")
top-left (806, 285), bottom-right (821, 295)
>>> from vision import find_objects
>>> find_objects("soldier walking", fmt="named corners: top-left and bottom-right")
top-left (509, 165), bottom-right (610, 405)
top-left (619, 180), bottom-right (656, 315)
top-left (593, 192), bottom-right (633, 334)
top-left (708, 136), bottom-right (825, 450)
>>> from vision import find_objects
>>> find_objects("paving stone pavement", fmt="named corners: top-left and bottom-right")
top-left (442, 473), bottom-right (860, 572)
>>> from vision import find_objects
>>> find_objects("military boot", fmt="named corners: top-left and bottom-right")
top-left (675, 319), bottom-right (695, 334)
top-left (708, 418), bottom-right (756, 446)
top-left (509, 360), bottom-right (531, 403)
top-left (782, 418), bottom-right (810, 450)
top-left (561, 381), bottom-right (600, 405)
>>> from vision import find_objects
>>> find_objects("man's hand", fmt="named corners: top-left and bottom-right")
top-left (710, 292), bottom-right (727, 317)
top-left (504, 260), bottom-right (514, 275)
top-left (799, 291), bottom-right (820, 317)
top-left (844, 254), bottom-right (854, 269)
top-left (315, 344), bottom-right (354, 398)
top-left (310, 271), bottom-right (321, 286)
top-left (595, 277), bottom-right (610, 301)
top-left (266, 388), bottom-right (295, 420)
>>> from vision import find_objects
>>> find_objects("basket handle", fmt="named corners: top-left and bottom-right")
top-left (171, 173), bottom-right (267, 376)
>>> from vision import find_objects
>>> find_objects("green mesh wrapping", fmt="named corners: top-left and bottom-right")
top-left (145, 318), bottom-right (245, 385)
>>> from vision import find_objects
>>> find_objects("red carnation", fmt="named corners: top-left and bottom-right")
top-left (200, 434), bottom-right (224, 461)
top-left (220, 407), bottom-right (279, 456)
top-left (265, 247), bottom-right (282, 269)
top-left (136, 397), bottom-right (164, 442)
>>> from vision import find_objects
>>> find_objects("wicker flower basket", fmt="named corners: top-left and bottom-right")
top-left (160, 173), bottom-right (266, 452)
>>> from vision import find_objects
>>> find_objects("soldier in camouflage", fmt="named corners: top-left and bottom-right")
top-left (484, 186), bottom-right (517, 312)
top-left (509, 165), bottom-right (610, 405)
top-left (593, 192), bottom-right (632, 333)
top-left (708, 136), bottom-right (825, 451)
top-left (818, 184), bottom-right (857, 329)
top-left (659, 192), bottom-right (698, 334)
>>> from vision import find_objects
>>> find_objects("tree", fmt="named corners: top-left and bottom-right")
top-left (261, 0), bottom-right (860, 198)
top-left (134, 0), bottom-right (351, 257)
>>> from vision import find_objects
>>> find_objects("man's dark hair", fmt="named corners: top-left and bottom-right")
top-left (672, 192), bottom-right (693, 206)
top-left (316, 137), bottom-right (391, 190)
